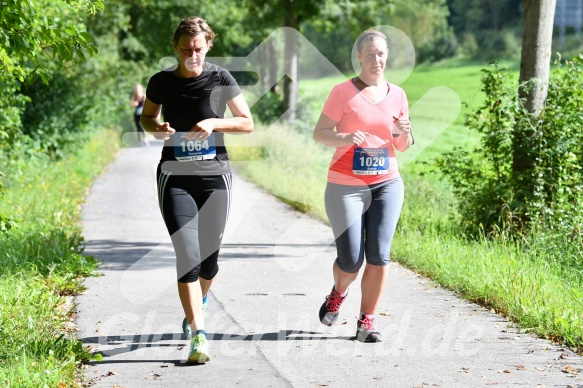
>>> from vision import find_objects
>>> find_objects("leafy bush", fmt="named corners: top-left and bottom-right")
top-left (437, 56), bottom-right (583, 242)
top-left (250, 89), bottom-right (319, 136)
top-left (20, 72), bottom-right (95, 159)
top-left (0, 171), bottom-right (17, 233)
top-left (251, 90), bottom-right (284, 124)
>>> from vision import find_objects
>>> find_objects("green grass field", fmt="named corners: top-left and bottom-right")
top-left (228, 59), bottom-right (583, 351)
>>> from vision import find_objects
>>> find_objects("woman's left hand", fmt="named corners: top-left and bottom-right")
top-left (392, 116), bottom-right (412, 135)
top-left (186, 119), bottom-right (215, 141)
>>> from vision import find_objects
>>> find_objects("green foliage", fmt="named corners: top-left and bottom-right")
top-left (252, 91), bottom-right (285, 124)
top-left (94, 0), bottom-right (253, 64)
top-left (250, 87), bottom-right (319, 135)
top-left (0, 171), bottom-right (18, 234)
top-left (474, 27), bottom-right (522, 61)
top-left (447, 0), bottom-right (523, 60)
top-left (0, 0), bottom-right (103, 84)
top-left (18, 72), bottom-right (94, 159)
top-left (0, 129), bottom-right (119, 386)
top-left (447, 0), bottom-right (523, 37)
top-left (0, 277), bottom-right (92, 387)
top-left (437, 57), bottom-right (583, 244)
top-left (0, 79), bottom-right (29, 144)
top-left (417, 26), bottom-right (458, 63)
top-left (436, 64), bottom-right (520, 235)
top-left (391, 0), bottom-right (457, 62)
top-left (310, 0), bottom-right (396, 35)
top-left (306, 0), bottom-right (456, 70)
top-left (0, 0), bottom-right (103, 233)
top-left (1, 5), bottom-right (142, 164)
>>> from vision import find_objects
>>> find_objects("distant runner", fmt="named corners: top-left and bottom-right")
top-left (313, 29), bottom-right (413, 343)
top-left (141, 16), bottom-right (254, 362)
top-left (129, 83), bottom-right (148, 146)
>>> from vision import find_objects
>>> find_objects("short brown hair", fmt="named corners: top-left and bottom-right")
top-left (172, 16), bottom-right (216, 49)
top-left (355, 29), bottom-right (387, 53)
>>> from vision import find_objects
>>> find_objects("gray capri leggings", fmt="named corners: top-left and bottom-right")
top-left (325, 177), bottom-right (404, 273)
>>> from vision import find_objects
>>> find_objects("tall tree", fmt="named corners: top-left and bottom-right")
top-left (518, 0), bottom-right (556, 115)
top-left (282, 0), bottom-right (300, 123)
top-left (246, 0), bottom-right (324, 123)
top-left (512, 0), bottom-right (557, 217)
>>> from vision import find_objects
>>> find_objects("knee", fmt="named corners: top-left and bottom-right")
top-left (178, 267), bottom-right (200, 283)
top-left (367, 256), bottom-right (391, 267)
top-left (366, 244), bottom-right (392, 267)
top-left (199, 263), bottom-right (219, 280)
top-left (335, 257), bottom-right (363, 274)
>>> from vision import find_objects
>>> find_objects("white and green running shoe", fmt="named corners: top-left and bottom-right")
top-left (182, 294), bottom-right (209, 338)
top-left (187, 332), bottom-right (210, 363)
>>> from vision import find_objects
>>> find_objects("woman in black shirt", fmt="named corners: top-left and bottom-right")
top-left (141, 16), bottom-right (254, 364)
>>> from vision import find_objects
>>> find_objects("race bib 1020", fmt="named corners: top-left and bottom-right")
top-left (352, 147), bottom-right (389, 175)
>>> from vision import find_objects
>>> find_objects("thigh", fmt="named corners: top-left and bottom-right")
top-left (193, 175), bottom-right (232, 259)
top-left (193, 174), bottom-right (231, 235)
top-left (158, 171), bottom-right (199, 235)
top-left (364, 178), bottom-right (405, 265)
top-left (325, 183), bottom-right (371, 273)
top-left (158, 171), bottom-right (203, 279)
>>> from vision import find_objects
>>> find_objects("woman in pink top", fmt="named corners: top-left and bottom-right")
top-left (313, 29), bottom-right (413, 342)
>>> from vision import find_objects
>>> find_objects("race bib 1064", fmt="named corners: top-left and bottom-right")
top-left (174, 133), bottom-right (217, 161)
top-left (352, 147), bottom-right (389, 175)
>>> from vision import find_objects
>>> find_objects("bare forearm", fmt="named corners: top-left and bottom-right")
top-left (393, 133), bottom-right (413, 152)
top-left (313, 128), bottom-right (351, 147)
top-left (206, 117), bottom-right (254, 134)
top-left (140, 115), bottom-right (160, 135)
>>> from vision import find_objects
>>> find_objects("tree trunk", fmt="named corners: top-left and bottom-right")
top-left (512, 0), bottom-right (556, 219)
top-left (267, 38), bottom-right (279, 95)
top-left (258, 40), bottom-right (266, 92)
top-left (518, 0), bottom-right (556, 115)
top-left (486, 0), bottom-right (501, 31)
top-left (283, 0), bottom-right (299, 123)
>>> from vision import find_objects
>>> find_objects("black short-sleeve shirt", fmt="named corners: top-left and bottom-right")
top-left (146, 62), bottom-right (242, 175)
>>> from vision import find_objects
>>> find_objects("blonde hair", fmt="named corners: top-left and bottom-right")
top-left (355, 30), bottom-right (387, 53)
top-left (172, 16), bottom-right (216, 49)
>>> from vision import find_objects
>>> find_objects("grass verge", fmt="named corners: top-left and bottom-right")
top-left (0, 128), bottom-right (120, 387)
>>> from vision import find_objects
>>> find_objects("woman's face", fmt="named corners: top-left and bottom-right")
top-left (357, 38), bottom-right (388, 76)
top-left (174, 33), bottom-right (209, 74)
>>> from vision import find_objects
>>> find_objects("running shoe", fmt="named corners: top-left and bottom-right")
top-left (319, 286), bottom-right (348, 326)
top-left (187, 331), bottom-right (210, 363)
top-left (356, 314), bottom-right (383, 343)
top-left (182, 294), bottom-right (209, 338)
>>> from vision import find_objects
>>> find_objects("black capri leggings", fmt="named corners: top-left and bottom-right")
top-left (157, 168), bottom-right (232, 283)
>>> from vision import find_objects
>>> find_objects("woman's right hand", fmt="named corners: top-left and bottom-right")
top-left (154, 122), bottom-right (176, 140)
top-left (346, 130), bottom-right (369, 146)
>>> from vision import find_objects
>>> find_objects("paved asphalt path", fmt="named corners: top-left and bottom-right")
top-left (77, 142), bottom-right (583, 387)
